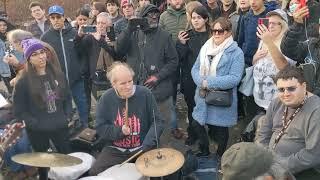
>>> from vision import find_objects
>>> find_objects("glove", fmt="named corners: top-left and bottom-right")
top-left (144, 76), bottom-right (159, 89)
top-left (127, 18), bottom-right (139, 32)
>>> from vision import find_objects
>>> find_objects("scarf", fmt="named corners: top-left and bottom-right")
top-left (199, 36), bottom-right (234, 77)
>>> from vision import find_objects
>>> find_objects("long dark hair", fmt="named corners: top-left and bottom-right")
top-left (21, 44), bottom-right (68, 109)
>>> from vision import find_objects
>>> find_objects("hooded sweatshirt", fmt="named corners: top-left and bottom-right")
top-left (159, 6), bottom-right (187, 43)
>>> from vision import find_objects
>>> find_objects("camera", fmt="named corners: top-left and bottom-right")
top-left (82, 25), bottom-right (97, 33)
top-left (5, 44), bottom-right (14, 57)
top-left (129, 18), bottom-right (148, 29)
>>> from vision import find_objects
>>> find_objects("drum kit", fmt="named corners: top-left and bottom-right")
top-left (12, 100), bottom-right (185, 179)
top-left (11, 147), bottom-right (184, 179)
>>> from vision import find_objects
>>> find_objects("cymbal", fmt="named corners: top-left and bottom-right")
top-left (12, 152), bottom-right (83, 168)
top-left (135, 148), bottom-right (184, 177)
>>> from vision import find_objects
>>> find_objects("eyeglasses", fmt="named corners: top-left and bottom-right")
top-left (268, 22), bottom-right (282, 26)
top-left (277, 86), bottom-right (297, 93)
top-left (212, 29), bottom-right (225, 35)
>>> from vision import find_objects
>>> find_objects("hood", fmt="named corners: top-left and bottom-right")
top-left (138, 4), bottom-right (160, 17)
top-left (166, 6), bottom-right (186, 16)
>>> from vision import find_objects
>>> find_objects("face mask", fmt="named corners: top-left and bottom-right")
top-left (289, 3), bottom-right (299, 14)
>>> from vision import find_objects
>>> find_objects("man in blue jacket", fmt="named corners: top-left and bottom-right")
top-left (41, 5), bottom-right (88, 128)
top-left (237, 0), bottom-right (274, 66)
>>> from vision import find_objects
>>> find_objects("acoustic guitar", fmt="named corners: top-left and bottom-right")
top-left (0, 123), bottom-right (24, 166)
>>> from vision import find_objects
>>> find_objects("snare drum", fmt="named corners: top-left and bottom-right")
top-left (98, 163), bottom-right (149, 180)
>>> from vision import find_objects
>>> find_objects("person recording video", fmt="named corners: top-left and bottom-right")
top-left (115, 4), bottom-right (179, 135)
top-left (280, 6), bottom-right (320, 96)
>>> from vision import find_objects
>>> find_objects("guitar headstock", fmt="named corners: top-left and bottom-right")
top-left (0, 122), bottom-right (25, 153)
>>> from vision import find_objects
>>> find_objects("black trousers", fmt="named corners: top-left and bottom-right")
top-left (26, 128), bottom-right (71, 180)
top-left (183, 82), bottom-right (197, 140)
top-left (192, 121), bottom-right (229, 157)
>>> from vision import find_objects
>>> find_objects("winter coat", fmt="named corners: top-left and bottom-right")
top-left (41, 24), bottom-right (82, 87)
top-left (26, 19), bottom-right (51, 39)
top-left (191, 41), bottom-right (244, 127)
top-left (237, 9), bottom-right (269, 66)
top-left (115, 27), bottom-right (178, 102)
top-left (176, 30), bottom-right (210, 96)
top-left (280, 22), bottom-right (320, 95)
top-left (159, 6), bottom-right (187, 43)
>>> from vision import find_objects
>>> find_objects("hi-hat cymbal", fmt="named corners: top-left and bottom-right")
top-left (135, 148), bottom-right (184, 177)
top-left (12, 153), bottom-right (83, 168)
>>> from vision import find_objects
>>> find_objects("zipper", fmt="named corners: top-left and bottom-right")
top-left (59, 30), bottom-right (69, 84)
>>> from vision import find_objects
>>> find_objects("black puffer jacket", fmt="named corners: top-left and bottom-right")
top-left (281, 22), bottom-right (320, 95)
top-left (41, 24), bottom-right (82, 87)
top-left (115, 5), bottom-right (178, 102)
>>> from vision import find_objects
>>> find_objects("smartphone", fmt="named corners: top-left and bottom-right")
top-left (82, 25), bottom-right (97, 33)
top-left (107, 26), bottom-right (116, 41)
top-left (258, 18), bottom-right (269, 27)
top-left (299, 0), bottom-right (309, 18)
top-left (186, 29), bottom-right (195, 38)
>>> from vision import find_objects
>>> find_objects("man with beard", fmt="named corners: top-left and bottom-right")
top-left (115, 4), bottom-right (178, 137)
top-left (159, 0), bottom-right (187, 43)
top-left (159, 0), bottom-right (187, 139)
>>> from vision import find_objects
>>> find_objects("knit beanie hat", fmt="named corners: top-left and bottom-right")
top-left (21, 38), bottom-right (44, 60)
top-left (221, 142), bottom-right (274, 180)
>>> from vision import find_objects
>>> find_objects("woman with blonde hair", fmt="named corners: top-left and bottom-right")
top-left (252, 9), bottom-right (294, 112)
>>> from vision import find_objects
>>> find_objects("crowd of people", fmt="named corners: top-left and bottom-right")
top-left (0, 0), bottom-right (319, 179)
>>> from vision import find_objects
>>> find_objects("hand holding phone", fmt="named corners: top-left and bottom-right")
top-left (106, 26), bottom-right (116, 41)
top-left (177, 31), bottom-right (189, 45)
top-left (82, 25), bottom-right (97, 33)
top-left (258, 18), bottom-right (269, 28)
top-left (299, 0), bottom-right (309, 18)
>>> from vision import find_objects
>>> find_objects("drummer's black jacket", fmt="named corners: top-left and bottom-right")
top-left (95, 85), bottom-right (164, 150)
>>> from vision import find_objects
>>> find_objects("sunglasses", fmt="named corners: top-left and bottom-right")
top-left (212, 29), bottom-right (225, 35)
top-left (277, 86), bottom-right (297, 93)
top-left (146, 12), bottom-right (160, 18)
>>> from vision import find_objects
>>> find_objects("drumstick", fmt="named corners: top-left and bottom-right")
top-left (124, 98), bottom-right (128, 127)
top-left (119, 150), bottom-right (143, 167)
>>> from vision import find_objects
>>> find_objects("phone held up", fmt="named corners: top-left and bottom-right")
top-left (258, 18), bottom-right (269, 28)
top-left (82, 25), bottom-right (97, 33)
top-left (107, 26), bottom-right (116, 41)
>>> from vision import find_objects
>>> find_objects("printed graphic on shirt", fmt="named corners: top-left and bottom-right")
top-left (113, 108), bottom-right (141, 149)
top-left (44, 81), bottom-right (57, 113)
top-left (253, 57), bottom-right (278, 109)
